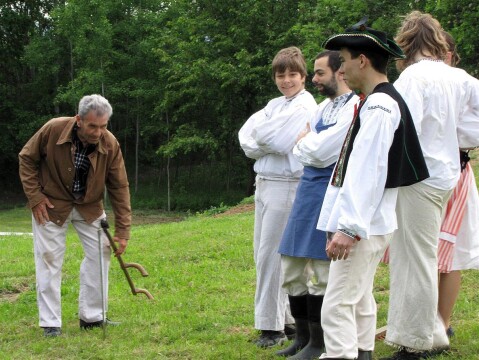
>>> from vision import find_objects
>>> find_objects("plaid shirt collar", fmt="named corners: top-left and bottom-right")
top-left (56, 117), bottom-right (107, 155)
top-left (72, 124), bottom-right (96, 195)
top-left (72, 124), bottom-right (97, 153)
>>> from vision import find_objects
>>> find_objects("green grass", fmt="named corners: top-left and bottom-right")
top-left (1, 203), bottom-right (479, 359)
top-left (0, 206), bottom-right (33, 232)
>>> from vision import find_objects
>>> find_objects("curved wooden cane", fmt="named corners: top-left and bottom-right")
top-left (100, 219), bottom-right (154, 300)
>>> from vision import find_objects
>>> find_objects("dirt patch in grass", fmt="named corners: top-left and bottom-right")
top-left (214, 203), bottom-right (254, 217)
top-left (106, 203), bottom-right (254, 226)
top-left (105, 210), bottom-right (186, 226)
top-left (132, 212), bottom-right (185, 225)
top-left (0, 284), bottom-right (30, 303)
top-left (227, 325), bottom-right (253, 335)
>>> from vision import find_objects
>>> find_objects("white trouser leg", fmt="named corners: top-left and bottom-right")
top-left (282, 256), bottom-right (330, 296)
top-left (432, 313), bottom-right (450, 348)
top-left (386, 183), bottom-right (451, 350)
top-left (254, 178), bottom-right (298, 330)
top-left (308, 259), bottom-right (330, 296)
top-left (33, 215), bottom-right (68, 328)
top-left (320, 234), bottom-right (391, 359)
top-left (73, 209), bottom-right (111, 322)
top-left (281, 256), bottom-right (310, 296)
top-left (356, 279), bottom-right (377, 352)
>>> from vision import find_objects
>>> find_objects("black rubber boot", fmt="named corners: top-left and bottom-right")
top-left (358, 350), bottom-right (373, 360)
top-left (288, 294), bottom-right (325, 360)
top-left (276, 295), bottom-right (309, 357)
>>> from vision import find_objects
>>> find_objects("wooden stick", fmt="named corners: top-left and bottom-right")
top-left (100, 219), bottom-right (154, 300)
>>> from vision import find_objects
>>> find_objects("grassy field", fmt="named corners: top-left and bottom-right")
top-left (1, 200), bottom-right (479, 359)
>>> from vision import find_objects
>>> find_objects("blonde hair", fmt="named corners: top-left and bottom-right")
top-left (395, 11), bottom-right (449, 71)
top-left (271, 46), bottom-right (308, 79)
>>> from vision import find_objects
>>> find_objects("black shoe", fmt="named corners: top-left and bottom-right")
top-left (254, 330), bottom-right (287, 348)
top-left (380, 348), bottom-right (434, 360)
top-left (381, 346), bottom-right (452, 360)
top-left (446, 326), bottom-right (454, 338)
top-left (79, 318), bottom-right (120, 330)
top-left (419, 346), bottom-right (451, 358)
top-left (380, 348), bottom-right (423, 360)
top-left (276, 319), bottom-right (309, 357)
top-left (288, 321), bottom-right (325, 360)
top-left (43, 327), bottom-right (61, 337)
top-left (284, 323), bottom-right (296, 340)
top-left (358, 350), bottom-right (373, 360)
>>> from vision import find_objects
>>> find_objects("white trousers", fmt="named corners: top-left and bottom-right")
top-left (386, 182), bottom-right (451, 350)
top-left (319, 234), bottom-right (391, 359)
top-left (32, 208), bottom-right (110, 327)
top-left (281, 255), bottom-right (330, 296)
top-left (254, 177), bottom-right (297, 330)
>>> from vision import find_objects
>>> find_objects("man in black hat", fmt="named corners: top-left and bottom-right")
top-left (315, 19), bottom-right (429, 360)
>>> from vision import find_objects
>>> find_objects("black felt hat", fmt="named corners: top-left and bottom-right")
top-left (323, 17), bottom-right (405, 59)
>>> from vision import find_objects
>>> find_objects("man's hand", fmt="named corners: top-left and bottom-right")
top-left (32, 197), bottom-right (54, 225)
top-left (113, 237), bottom-right (128, 256)
top-left (326, 231), bottom-right (357, 261)
top-left (296, 123), bottom-right (311, 143)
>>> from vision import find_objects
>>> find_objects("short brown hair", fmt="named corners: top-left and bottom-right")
top-left (395, 11), bottom-right (448, 71)
top-left (272, 46), bottom-right (308, 79)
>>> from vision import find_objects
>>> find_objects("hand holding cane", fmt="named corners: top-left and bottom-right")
top-left (100, 219), bottom-right (154, 300)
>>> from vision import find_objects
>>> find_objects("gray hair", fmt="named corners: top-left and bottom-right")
top-left (78, 94), bottom-right (113, 119)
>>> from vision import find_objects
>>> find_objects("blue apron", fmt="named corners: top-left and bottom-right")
top-left (278, 121), bottom-right (335, 260)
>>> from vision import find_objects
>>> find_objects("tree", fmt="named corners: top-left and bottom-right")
top-left (4, 0), bottom-right (479, 210)
top-left (0, 0), bottom-right (63, 191)
top-left (429, 0), bottom-right (479, 76)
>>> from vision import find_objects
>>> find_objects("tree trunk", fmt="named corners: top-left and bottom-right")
top-left (166, 111), bottom-right (171, 212)
top-left (134, 97), bottom-right (140, 194)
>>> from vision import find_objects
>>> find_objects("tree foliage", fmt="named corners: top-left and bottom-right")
top-left (2, 0), bottom-right (477, 209)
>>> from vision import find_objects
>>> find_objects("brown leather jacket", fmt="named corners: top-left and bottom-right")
top-left (19, 117), bottom-right (131, 239)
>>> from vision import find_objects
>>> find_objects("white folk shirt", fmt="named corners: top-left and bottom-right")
top-left (294, 93), bottom-right (359, 168)
top-left (238, 90), bottom-right (317, 179)
top-left (317, 92), bottom-right (400, 240)
top-left (394, 60), bottom-right (479, 190)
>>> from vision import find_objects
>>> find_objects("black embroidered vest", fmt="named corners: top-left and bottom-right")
top-left (331, 82), bottom-right (429, 188)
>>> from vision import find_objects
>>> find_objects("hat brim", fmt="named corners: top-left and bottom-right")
top-left (323, 33), bottom-right (405, 60)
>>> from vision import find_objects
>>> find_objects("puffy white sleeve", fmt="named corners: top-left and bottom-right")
top-left (336, 94), bottom-right (400, 239)
top-left (254, 103), bottom-right (313, 155)
top-left (457, 73), bottom-right (479, 149)
top-left (394, 71), bottom-right (426, 135)
top-left (294, 96), bottom-right (359, 167)
top-left (238, 109), bottom-right (269, 160)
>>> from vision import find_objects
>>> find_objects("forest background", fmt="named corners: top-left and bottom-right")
top-left (2, 0), bottom-right (478, 212)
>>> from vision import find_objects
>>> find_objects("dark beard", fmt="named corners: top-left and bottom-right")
top-left (320, 84), bottom-right (337, 97)
top-left (319, 76), bottom-right (338, 98)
